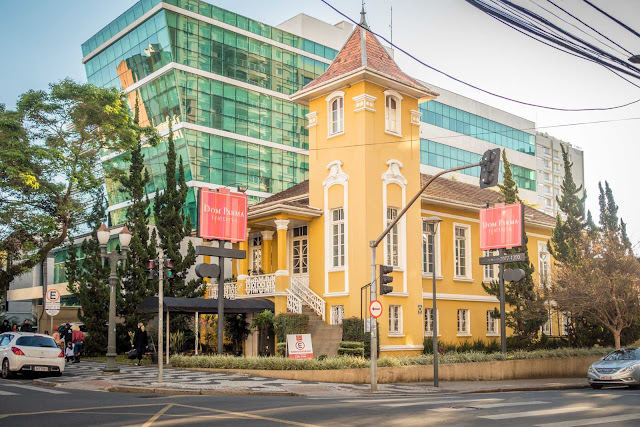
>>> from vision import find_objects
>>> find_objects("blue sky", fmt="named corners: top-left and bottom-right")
top-left (1, 0), bottom-right (639, 248)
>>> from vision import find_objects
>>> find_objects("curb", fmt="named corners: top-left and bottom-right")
top-left (357, 383), bottom-right (589, 397)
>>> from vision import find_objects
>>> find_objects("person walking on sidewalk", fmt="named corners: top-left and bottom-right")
top-left (71, 325), bottom-right (85, 363)
top-left (0, 320), bottom-right (10, 333)
top-left (20, 319), bottom-right (33, 332)
top-left (63, 323), bottom-right (72, 348)
top-left (132, 323), bottom-right (148, 366)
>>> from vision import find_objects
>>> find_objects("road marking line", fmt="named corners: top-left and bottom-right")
top-left (340, 397), bottom-right (442, 403)
top-left (141, 404), bottom-right (174, 427)
top-left (176, 403), bottom-right (321, 426)
top-left (0, 389), bottom-right (19, 396)
top-left (535, 413), bottom-right (640, 427)
top-left (433, 401), bottom-right (549, 412)
top-left (385, 398), bottom-right (502, 408)
top-left (0, 403), bottom-right (166, 419)
top-left (480, 406), bottom-right (593, 420)
top-left (2, 383), bottom-right (68, 394)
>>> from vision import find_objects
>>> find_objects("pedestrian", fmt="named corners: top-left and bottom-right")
top-left (71, 325), bottom-right (85, 363)
top-left (52, 330), bottom-right (62, 349)
top-left (65, 342), bottom-right (74, 363)
top-left (64, 323), bottom-right (72, 348)
top-left (44, 330), bottom-right (49, 335)
top-left (132, 323), bottom-right (148, 366)
top-left (20, 319), bottom-right (33, 332)
top-left (0, 320), bottom-right (10, 333)
top-left (12, 324), bottom-right (18, 332)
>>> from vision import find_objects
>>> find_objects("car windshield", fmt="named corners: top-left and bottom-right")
top-left (603, 349), bottom-right (640, 361)
top-left (15, 336), bottom-right (58, 348)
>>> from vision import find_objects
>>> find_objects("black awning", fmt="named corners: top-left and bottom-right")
top-left (136, 296), bottom-right (274, 315)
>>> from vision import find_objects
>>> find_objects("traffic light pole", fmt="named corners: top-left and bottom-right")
top-left (217, 241), bottom-right (225, 355)
top-left (368, 161), bottom-right (483, 391)
top-left (499, 248), bottom-right (507, 354)
top-left (158, 250), bottom-right (164, 384)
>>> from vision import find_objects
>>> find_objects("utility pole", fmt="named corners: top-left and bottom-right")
top-left (499, 248), bottom-right (506, 354)
top-left (158, 250), bottom-right (164, 383)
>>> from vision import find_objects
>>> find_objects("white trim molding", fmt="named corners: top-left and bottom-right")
top-left (274, 220), bottom-right (290, 231)
top-left (453, 222), bottom-right (473, 281)
top-left (326, 91), bottom-right (345, 138)
top-left (382, 159), bottom-right (408, 293)
top-left (323, 161), bottom-right (349, 296)
top-left (423, 292), bottom-right (500, 303)
top-left (274, 270), bottom-right (289, 277)
top-left (261, 230), bottom-right (274, 241)
top-left (306, 111), bottom-right (318, 128)
top-left (352, 94), bottom-right (376, 113)
top-left (380, 345), bottom-right (424, 352)
top-left (323, 292), bottom-right (350, 298)
top-left (410, 109), bottom-right (422, 126)
top-left (383, 89), bottom-right (403, 137)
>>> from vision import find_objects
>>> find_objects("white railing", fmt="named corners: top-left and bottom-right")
top-left (286, 289), bottom-right (303, 314)
top-left (208, 282), bottom-right (238, 300)
top-left (245, 273), bottom-right (276, 295)
top-left (290, 274), bottom-right (325, 321)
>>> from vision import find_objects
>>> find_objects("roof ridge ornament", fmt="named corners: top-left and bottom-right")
top-left (359, 4), bottom-right (369, 30)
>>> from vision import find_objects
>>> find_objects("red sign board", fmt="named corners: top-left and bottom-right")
top-left (197, 188), bottom-right (248, 243)
top-left (479, 203), bottom-right (524, 250)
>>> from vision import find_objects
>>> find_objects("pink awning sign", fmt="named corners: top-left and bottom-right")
top-left (197, 188), bottom-right (248, 243)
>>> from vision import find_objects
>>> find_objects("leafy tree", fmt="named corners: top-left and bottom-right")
top-left (482, 151), bottom-right (547, 345)
top-left (117, 99), bottom-right (159, 330)
top-left (153, 125), bottom-right (202, 329)
top-left (0, 80), bottom-right (152, 296)
top-left (65, 189), bottom-right (110, 356)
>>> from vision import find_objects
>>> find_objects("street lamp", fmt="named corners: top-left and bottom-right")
top-left (97, 223), bottom-right (131, 373)
top-left (423, 216), bottom-right (442, 387)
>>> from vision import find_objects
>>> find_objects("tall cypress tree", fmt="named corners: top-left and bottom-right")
top-left (118, 99), bottom-right (158, 330)
top-left (483, 151), bottom-right (546, 345)
top-left (598, 180), bottom-right (633, 252)
top-left (66, 188), bottom-right (110, 356)
top-left (153, 124), bottom-right (202, 304)
top-left (548, 145), bottom-right (586, 265)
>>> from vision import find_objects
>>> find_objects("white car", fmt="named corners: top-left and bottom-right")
top-left (0, 332), bottom-right (65, 378)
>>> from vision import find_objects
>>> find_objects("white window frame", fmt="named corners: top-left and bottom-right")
top-left (422, 220), bottom-right (441, 278)
top-left (330, 208), bottom-right (345, 269)
top-left (457, 309), bottom-right (471, 336)
top-left (386, 207), bottom-right (400, 268)
top-left (453, 223), bottom-right (472, 280)
top-left (424, 308), bottom-right (440, 337)
top-left (326, 91), bottom-right (345, 138)
top-left (542, 311), bottom-right (553, 335)
top-left (291, 226), bottom-right (308, 275)
top-left (249, 235), bottom-right (262, 273)
top-left (389, 305), bottom-right (403, 336)
top-left (330, 305), bottom-right (344, 325)
top-left (483, 250), bottom-right (499, 282)
top-left (561, 312), bottom-right (570, 336)
top-left (383, 90), bottom-right (403, 137)
top-left (538, 243), bottom-right (551, 289)
top-left (486, 310), bottom-right (499, 336)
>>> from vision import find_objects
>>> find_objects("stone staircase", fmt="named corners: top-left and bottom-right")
top-left (302, 306), bottom-right (343, 357)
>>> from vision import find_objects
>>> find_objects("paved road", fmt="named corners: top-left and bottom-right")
top-left (0, 377), bottom-right (638, 426)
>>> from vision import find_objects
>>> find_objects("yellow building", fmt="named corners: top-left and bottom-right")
top-left (220, 15), bottom-right (557, 356)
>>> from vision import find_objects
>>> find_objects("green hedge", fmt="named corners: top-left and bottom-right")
top-left (339, 341), bottom-right (365, 349)
top-left (171, 347), bottom-right (612, 371)
top-left (338, 341), bottom-right (365, 357)
top-left (276, 342), bottom-right (287, 357)
top-left (274, 313), bottom-right (309, 343)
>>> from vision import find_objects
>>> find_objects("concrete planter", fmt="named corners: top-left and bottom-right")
top-left (183, 356), bottom-right (600, 383)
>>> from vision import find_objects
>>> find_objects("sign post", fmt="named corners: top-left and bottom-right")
top-left (45, 288), bottom-right (60, 334)
top-left (286, 334), bottom-right (314, 359)
top-left (479, 203), bottom-right (525, 354)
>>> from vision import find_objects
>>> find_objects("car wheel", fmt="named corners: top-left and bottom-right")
top-left (591, 384), bottom-right (603, 390)
top-left (1, 359), bottom-right (14, 379)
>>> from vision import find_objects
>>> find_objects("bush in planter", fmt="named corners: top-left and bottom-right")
top-left (342, 317), bottom-right (365, 342)
top-left (276, 342), bottom-right (287, 357)
top-left (338, 341), bottom-right (365, 357)
top-left (274, 313), bottom-right (309, 343)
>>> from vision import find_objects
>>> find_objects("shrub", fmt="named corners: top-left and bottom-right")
top-left (338, 341), bottom-right (365, 357)
top-left (276, 342), bottom-right (287, 357)
top-left (342, 317), bottom-right (365, 342)
top-left (339, 341), bottom-right (364, 349)
top-left (274, 313), bottom-right (309, 343)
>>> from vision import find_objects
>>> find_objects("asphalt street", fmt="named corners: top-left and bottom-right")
top-left (0, 375), bottom-right (639, 426)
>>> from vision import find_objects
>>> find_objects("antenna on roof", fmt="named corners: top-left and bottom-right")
top-left (390, 3), bottom-right (393, 46)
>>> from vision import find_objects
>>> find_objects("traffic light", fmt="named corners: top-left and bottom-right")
top-left (379, 265), bottom-right (394, 295)
top-left (479, 148), bottom-right (500, 189)
top-left (163, 258), bottom-right (176, 280)
top-left (146, 259), bottom-right (158, 280)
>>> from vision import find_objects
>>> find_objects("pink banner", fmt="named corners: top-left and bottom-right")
top-left (198, 188), bottom-right (248, 243)
top-left (479, 203), bottom-right (523, 250)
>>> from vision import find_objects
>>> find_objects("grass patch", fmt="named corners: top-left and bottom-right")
top-left (171, 347), bottom-right (612, 371)
top-left (83, 355), bottom-right (154, 365)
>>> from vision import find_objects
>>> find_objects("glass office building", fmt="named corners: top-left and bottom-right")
top-left (82, 0), bottom-right (338, 224)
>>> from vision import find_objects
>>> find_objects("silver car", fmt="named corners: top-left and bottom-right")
top-left (588, 348), bottom-right (640, 389)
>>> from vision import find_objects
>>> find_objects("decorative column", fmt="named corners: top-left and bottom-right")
top-left (261, 230), bottom-right (274, 274)
top-left (273, 219), bottom-right (289, 315)
top-left (237, 228), bottom-right (250, 294)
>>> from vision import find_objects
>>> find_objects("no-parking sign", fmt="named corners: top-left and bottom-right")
top-left (45, 287), bottom-right (60, 316)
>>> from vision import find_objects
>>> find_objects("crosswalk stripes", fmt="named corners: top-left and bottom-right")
top-left (479, 406), bottom-right (593, 420)
top-left (535, 413), bottom-right (640, 427)
top-left (1, 383), bottom-right (69, 395)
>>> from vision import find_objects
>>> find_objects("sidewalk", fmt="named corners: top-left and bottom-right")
top-left (33, 362), bottom-right (588, 397)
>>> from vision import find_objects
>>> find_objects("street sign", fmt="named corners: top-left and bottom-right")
top-left (286, 334), bottom-right (314, 360)
top-left (45, 288), bottom-right (60, 316)
top-left (504, 268), bottom-right (526, 282)
top-left (480, 203), bottom-right (524, 250)
top-left (479, 252), bottom-right (526, 265)
top-left (369, 300), bottom-right (383, 318)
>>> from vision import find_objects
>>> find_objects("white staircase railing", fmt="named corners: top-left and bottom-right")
top-left (286, 289), bottom-right (303, 314)
top-left (290, 274), bottom-right (325, 321)
top-left (245, 273), bottom-right (276, 295)
top-left (208, 282), bottom-right (238, 300)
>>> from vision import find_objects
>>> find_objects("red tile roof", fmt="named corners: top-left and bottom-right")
top-left (302, 24), bottom-right (431, 93)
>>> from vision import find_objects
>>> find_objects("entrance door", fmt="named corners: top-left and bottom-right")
top-left (291, 226), bottom-right (308, 278)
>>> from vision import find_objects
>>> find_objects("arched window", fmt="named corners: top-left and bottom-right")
top-left (326, 91), bottom-right (345, 137)
top-left (384, 90), bottom-right (403, 136)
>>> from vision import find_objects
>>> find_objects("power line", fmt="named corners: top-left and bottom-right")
top-left (582, 0), bottom-right (640, 39)
top-left (319, 0), bottom-right (640, 112)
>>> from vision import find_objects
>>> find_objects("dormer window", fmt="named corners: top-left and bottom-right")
top-left (384, 90), bottom-right (403, 136)
top-left (326, 91), bottom-right (345, 137)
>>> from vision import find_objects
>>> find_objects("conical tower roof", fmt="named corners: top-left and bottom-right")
top-left (292, 10), bottom-right (437, 102)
